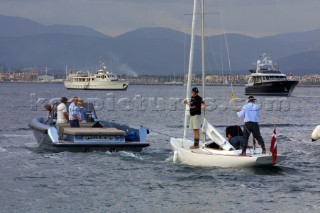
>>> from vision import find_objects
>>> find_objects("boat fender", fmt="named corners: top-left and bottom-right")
top-left (48, 127), bottom-right (59, 143)
top-left (311, 125), bottom-right (320, 142)
top-left (173, 151), bottom-right (179, 163)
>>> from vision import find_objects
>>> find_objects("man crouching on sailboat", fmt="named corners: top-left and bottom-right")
top-left (236, 96), bottom-right (266, 156)
top-left (184, 87), bottom-right (206, 149)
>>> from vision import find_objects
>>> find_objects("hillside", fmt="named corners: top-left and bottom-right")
top-left (1, 15), bottom-right (320, 75)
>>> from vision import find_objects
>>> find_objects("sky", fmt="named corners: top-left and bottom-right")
top-left (1, 0), bottom-right (320, 37)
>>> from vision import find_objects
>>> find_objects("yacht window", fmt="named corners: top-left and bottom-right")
top-left (253, 76), bottom-right (262, 83)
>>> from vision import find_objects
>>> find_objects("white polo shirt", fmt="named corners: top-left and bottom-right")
top-left (56, 103), bottom-right (68, 123)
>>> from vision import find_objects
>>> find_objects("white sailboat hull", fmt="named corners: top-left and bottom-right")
top-left (170, 138), bottom-right (286, 168)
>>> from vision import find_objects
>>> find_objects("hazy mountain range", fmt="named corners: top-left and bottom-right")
top-left (1, 14), bottom-right (320, 76)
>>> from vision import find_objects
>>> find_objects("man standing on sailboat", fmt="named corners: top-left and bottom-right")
top-left (184, 87), bottom-right (206, 149)
top-left (237, 96), bottom-right (266, 156)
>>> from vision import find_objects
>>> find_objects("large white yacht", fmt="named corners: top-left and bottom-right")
top-left (64, 61), bottom-right (129, 90)
top-left (245, 53), bottom-right (299, 96)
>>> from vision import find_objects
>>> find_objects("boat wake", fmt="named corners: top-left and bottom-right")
top-left (117, 151), bottom-right (144, 160)
top-left (165, 156), bottom-right (174, 162)
top-left (1, 134), bottom-right (34, 138)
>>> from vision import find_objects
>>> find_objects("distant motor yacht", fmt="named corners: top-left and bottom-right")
top-left (245, 53), bottom-right (299, 96)
top-left (64, 60), bottom-right (129, 90)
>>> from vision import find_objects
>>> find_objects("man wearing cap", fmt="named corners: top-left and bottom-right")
top-left (184, 87), bottom-right (206, 149)
top-left (56, 97), bottom-right (69, 139)
top-left (237, 96), bottom-right (266, 156)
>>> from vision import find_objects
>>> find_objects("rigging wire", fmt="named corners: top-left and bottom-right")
top-left (183, 14), bottom-right (188, 85)
top-left (217, 0), bottom-right (238, 111)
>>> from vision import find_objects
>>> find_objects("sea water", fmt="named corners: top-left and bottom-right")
top-left (0, 83), bottom-right (319, 213)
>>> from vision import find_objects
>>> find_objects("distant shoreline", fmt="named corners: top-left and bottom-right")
top-left (1, 81), bottom-right (320, 87)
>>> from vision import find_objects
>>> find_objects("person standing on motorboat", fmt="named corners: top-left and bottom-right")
top-left (69, 97), bottom-right (82, 127)
top-left (56, 97), bottom-right (69, 138)
top-left (184, 87), bottom-right (206, 149)
top-left (77, 98), bottom-right (87, 123)
top-left (236, 96), bottom-right (266, 156)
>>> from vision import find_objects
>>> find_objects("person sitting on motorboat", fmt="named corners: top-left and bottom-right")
top-left (43, 104), bottom-right (53, 124)
top-left (69, 96), bottom-right (82, 127)
top-left (77, 98), bottom-right (87, 123)
top-left (226, 125), bottom-right (244, 150)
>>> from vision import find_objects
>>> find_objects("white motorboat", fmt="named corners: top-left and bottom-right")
top-left (170, 0), bottom-right (286, 167)
top-left (64, 60), bottom-right (129, 90)
top-left (29, 102), bottom-right (149, 152)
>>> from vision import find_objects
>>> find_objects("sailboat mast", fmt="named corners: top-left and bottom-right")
top-left (183, 0), bottom-right (198, 140)
top-left (201, 0), bottom-right (206, 143)
top-left (201, 0), bottom-right (205, 99)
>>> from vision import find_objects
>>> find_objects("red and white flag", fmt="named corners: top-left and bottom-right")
top-left (270, 127), bottom-right (277, 165)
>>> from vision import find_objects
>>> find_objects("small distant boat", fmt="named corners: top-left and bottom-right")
top-left (164, 73), bottom-right (183, 85)
top-left (164, 80), bottom-right (183, 85)
top-left (29, 102), bottom-right (149, 152)
top-left (245, 53), bottom-right (299, 96)
top-left (64, 60), bottom-right (129, 90)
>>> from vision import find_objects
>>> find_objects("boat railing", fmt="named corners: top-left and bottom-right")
top-left (75, 71), bottom-right (90, 77)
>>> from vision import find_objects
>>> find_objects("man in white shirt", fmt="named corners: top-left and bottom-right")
top-left (237, 96), bottom-right (266, 156)
top-left (56, 97), bottom-right (69, 139)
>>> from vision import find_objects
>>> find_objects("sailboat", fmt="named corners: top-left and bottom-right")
top-left (170, 0), bottom-right (286, 167)
top-left (164, 72), bottom-right (183, 85)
